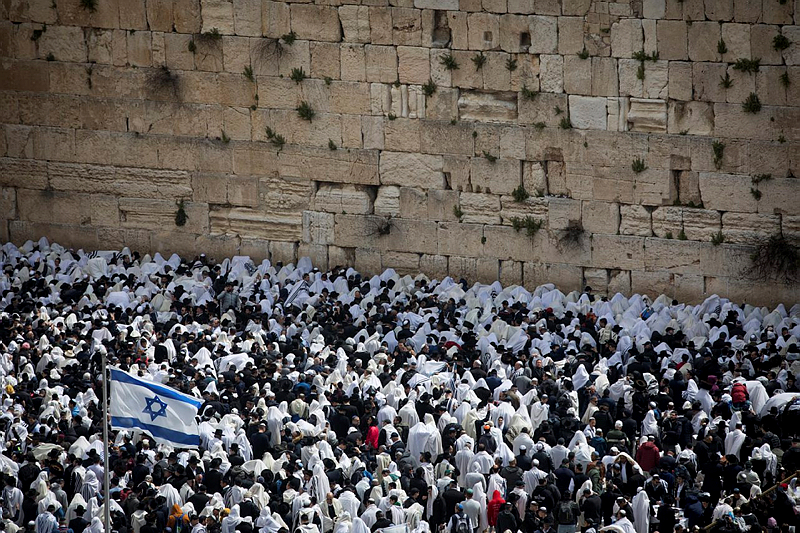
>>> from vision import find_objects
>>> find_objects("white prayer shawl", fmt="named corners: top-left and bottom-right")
top-left (338, 490), bottom-right (360, 520)
top-left (725, 428), bottom-right (746, 459)
top-left (632, 490), bottom-right (650, 533)
top-left (641, 410), bottom-right (659, 437)
top-left (530, 401), bottom-right (549, 431)
top-left (613, 517), bottom-right (636, 533)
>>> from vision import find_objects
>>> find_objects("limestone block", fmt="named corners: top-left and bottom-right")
top-left (724, 65), bottom-right (756, 104)
top-left (762, 0), bottom-right (793, 24)
top-left (783, 215), bottom-right (800, 242)
top-left (448, 51), bottom-right (483, 89)
top-left (680, 208), bottom-right (721, 240)
top-left (680, 0), bottom-right (705, 20)
top-left (721, 23), bottom-right (751, 62)
top-left (539, 54), bottom-right (563, 93)
top-left (447, 11), bottom-right (469, 49)
top-left (699, 172), bottom-right (758, 212)
top-left (481, 51), bottom-right (514, 91)
top-left (755, 67), bottom-right (788, 106)
top-left (356, 115), bottom-right (381, 151)
top-left (642, 60), bottom-right (669, 99)
top-left (420, 122), bottom-right (474, 156)
top-left (692, 62), bottom-right (726, 102)
top-left (353, 248), bottom-right (380, 275)
top-left (483, 224), bottom-right (536, 262)
top-left (524, 262), bottom-right (583, 292)
top-left (581, 200), bottom-right (620, 234)
top-left (460, 192), bottom-right (502, 224)
top-left (568, 96), bottom-right (607, 130)
top-left (309, 42), bottom-right (340, 81)
top-left (667, 101), bottom-right (714, 135)
top-left (656, 20), bottom-right (687, 60)
top-left (279, 147), bottom-right (379, 185)
top-left (447, 256), bottom-right (479, 282)
top-left (397, 46), bottom-right (430, 84)
top-left (119, 1), bottom-right (147, 29)
top-left (643, 0), bottom-right (666, 18)
top-left (590, 234), bottom-right (644, 270)
top-left (607, 269), bottom-right (631, 294)
top-left (419, 254), bottom-right (449, 279)
top-left (499, 126), bottom-right (526, 160)
top-left (497, 14), bottom-right (528, 52)
top-left (687, 21), bottom-right (720, 62)
top-left (563, 0), bottom-right (591, 15)
top-left (174, 0), bottom-right (201, 33)
top-left (499, 260), bottom-right (523, 287)
top-left (714, 103), bottom-right (776, 141)
top-left (499, 196), bottom-right (548, 227)
top-left (436, 222), bottom-right (484, 256)
top-left (302, 211), bottom-right (335, 245)
top-left (380, 251), bottom-right (419, 275)
top-left (457, 90), bottom-right (518, 123)
top-left (261, 1), bottom-right (289, 38)
top-left (784, 26), bottom-right (800, 66)
top-left (528, 15), bottom-right (558, 54)
top-left (392, 8), bottom-right (422, 47)
top-left (380, 151), bottom-right (445, 189)
top-left (340, 5), bottom-right (371, 43)
top-left (470, 158), bottom-right (522, 195)
top-left (340, 44), bottom-right (366, 82)
top-left (164, 33), bottom-right (194, 71)
top-left (719, 212), bottom-right (779, 245)
top-left (750, 25), bottom-right (783, 65)
top-left (611, 18), bottom-right (643, 58)
top-left (705, 0), bottom-right (734, 20)
top-left (644, 237), bottom-right (705, 275)
top-left (222, 36), bottom-right (251, 74)
top-left (650, 206), bottom-right (682, 238)
top-left (232, 0), bottom-right (262, 36)
top-left (312, 184), bottom-right (374, 215)
top-left (627, 98), bottom-right (667, 133)
top-left (414, 0), bottom-right (459, 8)
top-left (583, 267), bottom-right (609, 294)
top-left (467, 13), bottom-right (500, 50)
top-left (11, 221), bottom-right (100, 252)
top-left (373, 186), bottom-right (401, 217)
top-left (548, 197), bottom-right (581, 230)
top-left (396, 187), bottom-right (426, 219)
top-left (145, 0), bottom-right (172, 32)
top-left (619, 204), bottom-right (653, 236)
top-left (369, 7), bottom-right (392, 46)
top-left (630, 271), bottom-right (674, 297)
top-left (365, 45), bottom-right (398, 83)
top-left (757, 178), bottom-right (800, 216)
top-left (428, 189), bottom-right (460, 221)
top-left (558, 16), bottom-right (585, 55)
top-left (522, 161), bottom-right (547, 195)
top-left (291, 5), bottom-right (341, 42)
top-left (201, 0), bottom-right (234, 33)
top-left (668, 61), bottom-right (692, 101)
top-left (591, 57), bottom-right (618, 97)
top-left (733, 0), bottom-right (761, 22)
top-left (38, 25), bottom-right (88, 63)
top-left (120, 198), bottom-right (207, 232)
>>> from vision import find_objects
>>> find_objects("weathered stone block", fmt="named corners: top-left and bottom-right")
top-left (467, 13), bottom-right (500, 50)
top-left (692, 62), bottom-right (727, 102)
top-left (460, 192), bottom-right (501, 224)
top-left (682, 208), bottom-right (721, 240)
top-left (548, 197), bottom-right (581, 230)
top-left (340, 5), bottom-right (371, 43)
top-left (581, 200), bottom-right (620, 234)
top-left (721, 23), bottom-right (751, 62)
top-left (291, 5), bottom-right (341, 42)
top-left (280, 147), bottom-right (379, 185)
top-left (619, 204), bottom-right (653, 236)
top-left (699, 172), bottom-right (758, 212)
top-left (470, 157), bottom-right (522, 195)
top-left (611, 18), bottom-right (643, 58)
top-left (558, 16), bottom-right (585, 55)
top-left (201, 0), bottom-right (234, 33)
top-left (373, 185), bottom-right (400, 217)
top-left (656, 20), bottom-right (688, 60)
top-left (539, 54), bottom-right (563, 93)
top-left (568, 95), bottom-right (607, 130)
top-left (688, 21), bottom-right (720, 62)
top-left (380, 151), bottom-right (445, 189)
top-left (302, 210), bottom-right (335, 245)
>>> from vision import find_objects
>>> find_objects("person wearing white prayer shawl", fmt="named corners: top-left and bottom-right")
top-left (320, 492), bottom-right (343, 532)
top-left (3, 479), bottom-right (23, 523)
top-left (470, 445), bottom-right (494, 474)
top-left (612, 510), bottom-right (636, 533)
top-left (631, 489), bottom-right (649, 533)
top-left (361, 499), bottom-right (380, 528)
top-left (86, 517), bottom-right (104, 533)
top-left (530, 396), bottom-right (550, 432)
top-left (724, 423), bottom-right (746, 460)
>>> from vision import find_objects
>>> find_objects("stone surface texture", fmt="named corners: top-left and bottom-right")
top-left (0, 0), bottom-right (798, 306)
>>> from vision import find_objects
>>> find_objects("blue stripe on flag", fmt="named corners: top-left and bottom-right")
top-left (111, 416), bottom-right (201, 447)
top-left (109, 369), bottom-right (203, 408)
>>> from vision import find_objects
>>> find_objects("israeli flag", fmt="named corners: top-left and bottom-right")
top-left (109, 367), bottom-right (202, 448)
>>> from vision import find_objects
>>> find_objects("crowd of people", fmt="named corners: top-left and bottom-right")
top-left (0, 237), bottom-right (799, 533)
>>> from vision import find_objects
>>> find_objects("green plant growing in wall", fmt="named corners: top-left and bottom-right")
top-left (717, 39), bottom-right (727, 55)
top-left (483, 151), bottom-right (498, 163)
top-left (472, 52), bottom-right (487, 70)
top-left (387, 113), bottom-right (397, 120)
top-left (732, 58), bottom-right (760, 73)
top-left (296, 101), bottom-right (315, 121)
top-left (202, 28), bottom-right (222, 41)
top-left (175, 200), bottom-right (188, 227)
top-left (453, 205), bottom-right (464, 220)
top-left (265, 127), bottom-right (286, 150)
top-left (325, 77), bottom-right (332, 85)
top-left (281, 31), bottom-right (297, 45)
top-left (80, 0), bottom-right (96, 12)
top-left (554, 106), bottom-right (563, 115)
top-left (711, 231), bottom-right (725, 246)
top-left (665, 231), bottom-right (673, 239)
top-left (677, 229), bottom-right (687, 240)
top-left (720, 72), bottom-right (733, 88)
top-left (742, 92), bottom-right (761, 113)
top-left (773, 34), bottom-right (791, 51)
top-left (637, 63), bottom-right (646, 80)
top-left (290, 67), bottom-right (306, 84)
top-left (521, 86), bottom-right (537, 100)
top-left (328, 139), bottom-right (337, 150)
top-left (524, 217), bottom-right (544, 237)
top-left (46, 53), bottom-right (55, 61)
top-left (440, 53), bottom-right (459, 70)
top-left (631, 158), bottom-right (647, 173)
top-left (712, 141), bottom-right (725, 169)
top-left (778, 135), bottom-right (786, 143)
top-left (750, 187), bottom-right (762, 200)
top-left (147, 66), bottom-right (180, 100)
top-left (781, 72), bottom-right (791, 87)
top-left (188, 40), bottom-right (196, 53)
top-left (31, 25), bottom-right (46, 41)
top-left (558, 221), bottom-right (584, 247)
top-left (512, 185), bottom-right (529, 202)
top-left (243, 65), bottom-right (254, 82)
top-left (752, 173), bottom-right (772, 185)
top-left (422, 79), bottom-right (437, 97)
top-left (559, 117), bottom-right (572, 129)
top-left (534, 122), bottom-right (546, 130)
top-left (505, 57), bottom-right (518, 71)
top-left (577, 48), bottom-right (590, 59)
top-left (220, 131), bottom-right (230, 144)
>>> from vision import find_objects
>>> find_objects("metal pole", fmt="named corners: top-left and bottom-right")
top-left (101, 355), bottom-right (111, 531)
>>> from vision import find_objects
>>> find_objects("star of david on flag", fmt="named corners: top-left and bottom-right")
top-left (109, 367), bottom-right (202, 448)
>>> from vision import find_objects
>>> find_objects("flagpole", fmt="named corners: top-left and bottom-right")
top-left (101, 354), bottom-right (111, 531)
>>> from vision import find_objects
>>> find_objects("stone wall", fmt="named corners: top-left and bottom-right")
top-left (1, 0), bottom-right (799, 305)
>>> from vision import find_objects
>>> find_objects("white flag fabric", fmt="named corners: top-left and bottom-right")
top-left (109, 367), bottom-right (202, 448)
